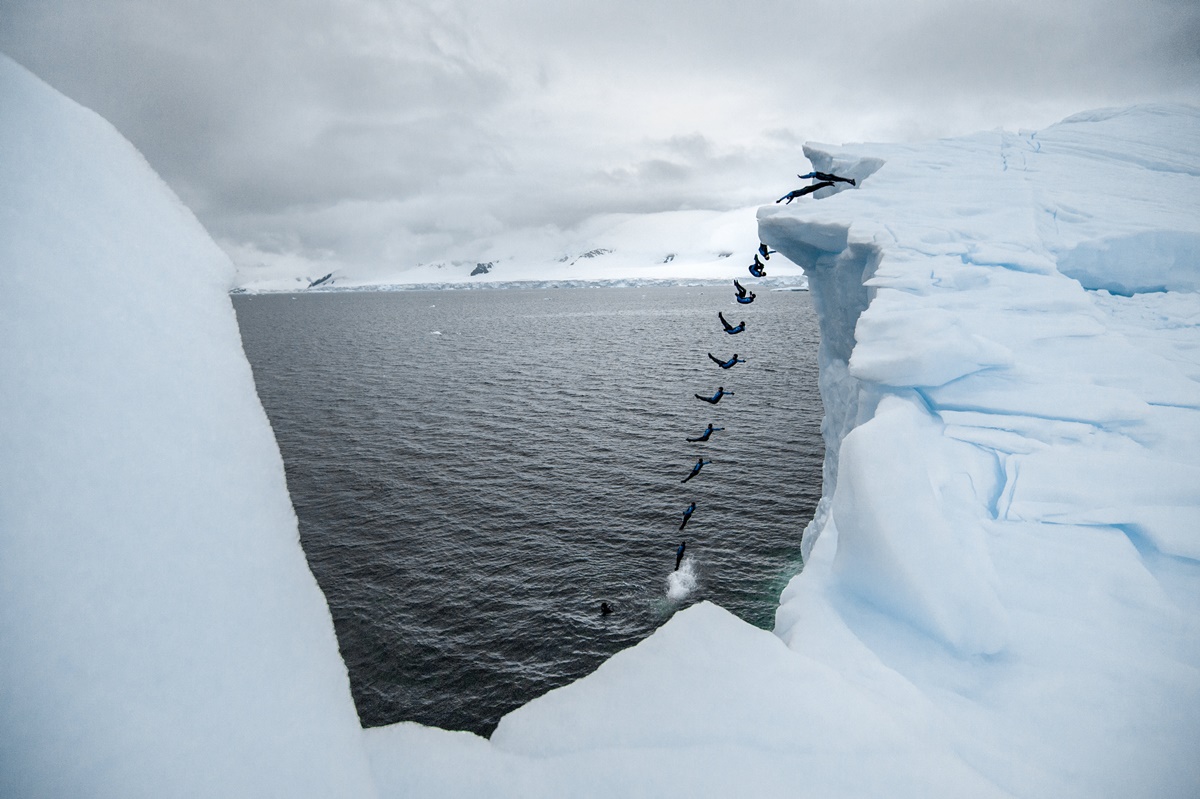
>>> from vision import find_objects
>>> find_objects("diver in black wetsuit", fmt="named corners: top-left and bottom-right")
top-left (719, 311), bottom-right (745, 334)
top-left (758, 243), bottom-right (775, 260)
top-left (695, 387), bottom-right (733, 404)
top-left (686, 423), bottom-right (723, 442)
top-left (749, 255), bottom-right (767, 278)
top-left (777, 181), bottom-right (835, 204)
top-left (681, 458), bottom-right (710, 483)
top-left (708, 352), bottom-right (745, 369)
top-left (798, 171), bottom-right (856, 186)
top-left (675, 541), bottom-right (687, 570)
top-left (680, 502), bottom-right (696, 531)
top-left (733, 280), bottom-right (756, 304)
top-left (600, 601), bottom-right (613, 615)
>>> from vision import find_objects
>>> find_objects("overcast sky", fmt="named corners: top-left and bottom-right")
top-left (3, 0), bottom-right (1198, 275)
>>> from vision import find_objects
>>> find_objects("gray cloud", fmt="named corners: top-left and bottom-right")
top-left (2, 0), bottom-right (1197, 273)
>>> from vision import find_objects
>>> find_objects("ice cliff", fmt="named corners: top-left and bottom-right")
top-left (2, 51), bottom-right (1198, 798)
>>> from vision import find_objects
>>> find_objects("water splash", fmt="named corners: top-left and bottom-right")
top-left (666, 559), bottom-right (698, 601)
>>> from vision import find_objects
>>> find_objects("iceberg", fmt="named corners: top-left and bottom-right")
top-left (2, 51), bottom-right (1198, 798)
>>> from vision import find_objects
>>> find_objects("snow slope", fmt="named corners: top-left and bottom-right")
top-left (4, 50), bottom-right (1198, 798)
top-left (0, 55), bottom-right (377, 798)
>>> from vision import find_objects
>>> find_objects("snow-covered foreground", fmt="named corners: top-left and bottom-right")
top-left (3, 52), bottom-right (1198, 797)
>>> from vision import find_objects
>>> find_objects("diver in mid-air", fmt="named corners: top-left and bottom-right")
top-left (680, 502), bottom-right (696, 531)
top-left (719, 311), bottom-right (745, 334)
top-left (681, 458), bottom-right (711, 483)
top-left (777, 181), bottom-right (834, 204)
top-left (758, 243), bottom-right (775, 260)
top-left (675, 540), bottom-right (687, 570)
top-left (708, 352), bottom-right (745, 369)
top-left (686, 423), bottom-right (724, 442)
top-left (734, 280), bottom-right (756, 304)
top-left (695, 387), bottom-right (733, 404)
top-left (798, 171), bottom-right (856, 186)
top-left (748, 255), bottom-right (767, 278)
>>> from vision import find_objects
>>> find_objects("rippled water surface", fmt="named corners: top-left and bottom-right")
top-left (233, 285), bottom-right (823, 735)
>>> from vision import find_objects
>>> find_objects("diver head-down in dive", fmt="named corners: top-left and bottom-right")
top-left (681, 458), bottom-right (711, 483)
top-left (680, 502), bottom-right (696, 531)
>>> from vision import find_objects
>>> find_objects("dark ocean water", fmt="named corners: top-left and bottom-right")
top-left (232, 284), bottom-right (823, 736)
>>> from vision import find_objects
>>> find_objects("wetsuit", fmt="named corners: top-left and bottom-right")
top-left (777, 181), bottom-right (834, 204)
top-left (681, 459), bottom-right (710, 483)
top-left (798, 171), bottom-right (856, 186)
top-left (675, 541), bottom-right (687, 570)
top-left (708, 353), bottom-right (744, 369)
top-left (758, 243), bottom-right (775, 260)
top-left (733, 281), bottom-right (756, 304)
top-left (680, 503), bottom-right (696, 531)
top-left (748, 255), bottom-right (767, 278)
top-left (736, 291), bottom-right (756, 305)
top-left (719, 311), bottom-right (745, 334)
top-left (695, 388), bottom-right (732, 404)
top-left (686, 424), bottom-right (723, 442)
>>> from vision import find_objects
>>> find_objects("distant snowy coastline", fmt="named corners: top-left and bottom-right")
top-left (3, 48), bottom-right (1198, 799)
top-left (234, 275), bottom-right (809, 294)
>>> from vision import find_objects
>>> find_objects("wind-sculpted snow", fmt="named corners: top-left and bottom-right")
top-left (5, 48), bottom-right (1200, 798)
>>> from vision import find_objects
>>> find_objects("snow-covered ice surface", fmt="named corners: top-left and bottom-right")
top-left (4, 50), bottom-right (1199, 798)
